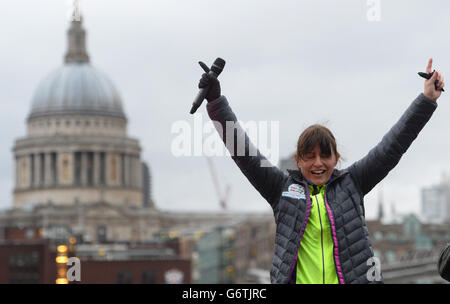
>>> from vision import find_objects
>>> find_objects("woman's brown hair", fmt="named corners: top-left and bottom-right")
top-left (296, 124), bottom-right (338, 159)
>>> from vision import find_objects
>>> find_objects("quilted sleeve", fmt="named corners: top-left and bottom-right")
top-left (348, 93), bottom-right (437, 196)
top-left (206, 96), bottom-right (286, 208)
top-left (438, 243), bottom-right (450, 282)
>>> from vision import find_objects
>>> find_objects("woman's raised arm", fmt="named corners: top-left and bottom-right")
top-left (348, 59), bottom-right (443, 196)
top-left (197, 64), bottom-right (286, 209)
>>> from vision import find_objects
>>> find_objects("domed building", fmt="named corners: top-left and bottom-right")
top-left (0, 11), bottom-right (275, 268)
top-left (0, 11), bottom-right (278, 283)
top-left (5, 11), bottom-right (243, 245)
top-left (13, 15), bottom-right (146, 208)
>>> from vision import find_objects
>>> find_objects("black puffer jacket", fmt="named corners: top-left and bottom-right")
top-left (438, 243), bottom-right (450, 282)
top-left (206, 93), bottom-right (437, 284)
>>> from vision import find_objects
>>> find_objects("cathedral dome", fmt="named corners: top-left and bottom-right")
top-left (13, 6), bottom-right (143, 210)
top-left (28, 16), bottom-right (126, 120)
top-left (29, 63), bottom-right (126, 119)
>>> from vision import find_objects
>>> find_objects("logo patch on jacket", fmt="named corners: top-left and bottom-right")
top-left (282, 183), bottom-right (306, 200)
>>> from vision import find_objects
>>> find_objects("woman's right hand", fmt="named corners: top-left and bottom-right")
top-left (198, 61), bottom-right (221, 102)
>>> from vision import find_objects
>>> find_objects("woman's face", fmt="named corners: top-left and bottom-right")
top-left (296, 145), bottom-right (339, 186)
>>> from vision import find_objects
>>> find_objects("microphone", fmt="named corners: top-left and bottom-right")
top-left (190, 58), bottom-right (226, 114)
top-left (418, 70), bottom-right (445, 92)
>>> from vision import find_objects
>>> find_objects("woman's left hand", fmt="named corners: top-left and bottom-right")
top-left (424, 58), bottom-right (444, 101)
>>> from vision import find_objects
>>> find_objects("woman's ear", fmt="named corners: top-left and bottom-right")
top-left (335, 152), bottom-right (341, 168)
top-left (294, 154), bottom-right (301, 169)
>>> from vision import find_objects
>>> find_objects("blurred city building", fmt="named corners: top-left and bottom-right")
top-left (155, 214), bottom-right (275, 284)
top-left (421, 175), bottom-right (450, 224)
top-left (0, 207), bottom-right (274, 283)
top-left (0, 238), bottom-right (191, 284)
top-left (366, 199), bottom-right (450, 283)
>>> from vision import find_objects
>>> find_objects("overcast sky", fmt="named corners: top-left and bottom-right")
top-left (0, 0), bottom-right (449, 220)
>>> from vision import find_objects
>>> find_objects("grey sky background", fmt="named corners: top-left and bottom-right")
top-left (1, 0), bottom-right (449, 220)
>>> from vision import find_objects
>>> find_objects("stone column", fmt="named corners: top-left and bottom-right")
top-left (81, 152), bottom-right (88, 186)
top-left (18, 155), bottom-right (32, 189)
top-left (129, 155), bottom-right (134, 187)
top-left (132, 155), bottom-right (138, 188)
top-left (15, 156), bottom-right (20, 189)
top-left (124, 154), bottom-right (130, 187)
top-left (105, 152), bottom-right (110, 186)
top-left (111, 153), bottom-right (120, 186)
top-left (93, 152), bottom-right (100, 185)
top-left (99, 152), bottom-right (105, 185)
top-left (136, 157), bottom-right (142, 189)
top-left (52, 153), bottom-right (58, 185)
top-left (120, 154), bottom-right (125, 187)
top-left (131, 155), bottom-right (138, 188)
top-left (44, 153), bottom-right (52, 186)
top-left (58, 152), bottom-right (74, 186)
top-left (130, 155), bottom-right (134, 187)
top-left (72, 151), bottom-right (77, 186)
top-left (34, 153), bottom-right (41, 187)
top-left (106, 152), bottom-right (121, 186)
top-left (28, 155), bottom-right (33, 188)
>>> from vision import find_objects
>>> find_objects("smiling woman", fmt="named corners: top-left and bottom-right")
top-left (195, 58), bottom-right (444, 284)
top-left (294, 124), bottom-right (340, 187)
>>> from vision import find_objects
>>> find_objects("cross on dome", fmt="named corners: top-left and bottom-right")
top-left (72, 0), bottom-right (82, 22)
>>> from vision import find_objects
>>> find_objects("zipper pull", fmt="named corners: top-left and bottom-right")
top-left (312, 186), bottom-right (319, 196)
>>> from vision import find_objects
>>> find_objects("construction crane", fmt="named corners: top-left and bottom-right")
top-left (205, 156), bottom-right (231, 211)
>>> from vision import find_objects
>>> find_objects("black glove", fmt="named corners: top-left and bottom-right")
top-left (198, 70), bottom-right (221, 102)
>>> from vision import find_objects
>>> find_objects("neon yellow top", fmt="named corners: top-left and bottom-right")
top-left (296, 184), bottom-right (339, 284)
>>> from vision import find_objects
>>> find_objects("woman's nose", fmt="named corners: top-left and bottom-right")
top-left (313, 156), bottom-right (323, 166)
